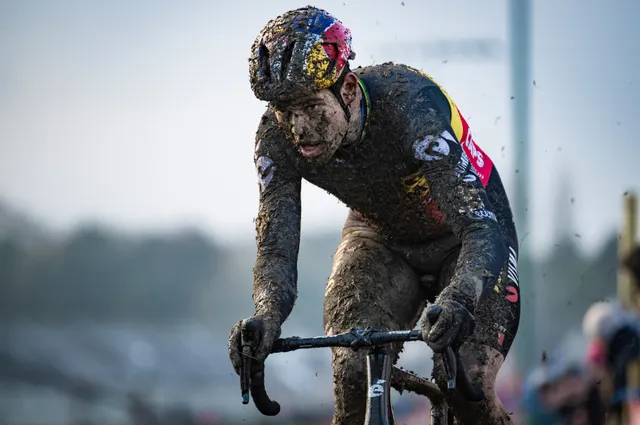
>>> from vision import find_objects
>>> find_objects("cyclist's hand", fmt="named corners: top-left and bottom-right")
top-left (228, 314), bottom-right (282, 375)
top-left (422, 299), bottom-right (475, 353)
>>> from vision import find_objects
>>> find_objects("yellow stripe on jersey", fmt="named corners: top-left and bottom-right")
top-left (405, 66), bottom-right (464, 142)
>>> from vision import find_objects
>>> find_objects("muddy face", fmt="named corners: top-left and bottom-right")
top-left (273, 73), bottom-right (362, 164)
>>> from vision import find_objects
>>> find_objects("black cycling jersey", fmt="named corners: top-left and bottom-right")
top-left (252, 62), bottom-right (518, 327)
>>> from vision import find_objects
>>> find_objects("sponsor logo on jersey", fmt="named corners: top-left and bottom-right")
top-left (457, 113), bottom-right (492, 187)
top-left (406, 67), bottom-right (494, 187)
top-left (505, 246), bottom-right (520, 303)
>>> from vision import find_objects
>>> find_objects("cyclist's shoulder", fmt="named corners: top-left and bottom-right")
top-left (354, 62), bottom-right (435, 82)
top-left (255, 107), bottom-right (287, 141)
top-left (355, 63), bottom-right (458, 120)
top-left (254, 108), bottom-right (289, 158)
top-left (256, 107), bottom-right (279, 131)
top-left (355, 63), bottom-right (452, 96)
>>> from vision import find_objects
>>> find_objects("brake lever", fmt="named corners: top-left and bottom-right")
top-left (240, 320), bottom-right (259, 404)
top-left (442, 346), bottom-right (457, 390)
top-left (240, 346), bottom-right (252, 404)
top-left (424, 305), bottom-right (458, 390)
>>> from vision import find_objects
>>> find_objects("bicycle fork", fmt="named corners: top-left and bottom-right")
top-left (364, 350), bottom-right (395, 425)
top-left (365, 349), bottom-right (452, 425)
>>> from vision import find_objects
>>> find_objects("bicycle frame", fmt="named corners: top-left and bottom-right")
top-left (365, 350), bottom-right (395, 425)
top-left (365, 349), bottom-right (451, 425)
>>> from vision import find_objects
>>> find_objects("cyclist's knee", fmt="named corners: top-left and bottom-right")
top-left (459, 343), bottom-right (502, 390)
top-left (440, 344), bottom-right (514, 425)
top-left (432, 343), bottom-right (501, 388)
top-left (322, 236), bottom-right (423, 336)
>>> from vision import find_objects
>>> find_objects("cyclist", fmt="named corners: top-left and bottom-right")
top-left (228, 6), bottom-right (520, 425)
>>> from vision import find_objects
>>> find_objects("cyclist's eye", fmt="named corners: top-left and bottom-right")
top-left (305, 104), bottom-right (319, 112)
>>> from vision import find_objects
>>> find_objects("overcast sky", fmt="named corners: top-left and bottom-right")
top-left (1, 0), bottom-right (639, 256)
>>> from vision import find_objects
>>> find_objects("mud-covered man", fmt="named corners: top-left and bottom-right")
top-left (228, 6), bottom-right (521, 425)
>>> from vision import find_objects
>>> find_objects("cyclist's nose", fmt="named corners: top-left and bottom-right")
top-left (291, 114), bottom-right (308, 139)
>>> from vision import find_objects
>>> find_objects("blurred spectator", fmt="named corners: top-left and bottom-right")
top-left (523, 352), bottom-right (604, 425)
top-left (583, 299), bottom-right (640, 420)
top-left (581, 283), bottom-right (640, 425)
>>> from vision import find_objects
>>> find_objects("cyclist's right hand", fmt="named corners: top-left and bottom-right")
top-left (228, 314), bottom-right (282, 375)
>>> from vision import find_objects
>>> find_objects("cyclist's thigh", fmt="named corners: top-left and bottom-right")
top-left (323, 225), bottom-right (426, 338)
top-left (323, 221), bottom-right (426, 425)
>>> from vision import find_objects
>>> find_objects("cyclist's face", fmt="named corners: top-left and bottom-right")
top-left (273, 74), bottom-right (361, 164)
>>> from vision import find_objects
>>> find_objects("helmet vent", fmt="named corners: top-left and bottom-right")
top-left (258, 43), bottom-right (271, 81)
top-left (280, 40), bottom-right (296, 81)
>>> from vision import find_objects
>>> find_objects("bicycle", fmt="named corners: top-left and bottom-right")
top-left (238, 306), bottom-right (484, 425)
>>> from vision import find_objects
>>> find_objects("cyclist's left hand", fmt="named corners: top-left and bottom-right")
top-left (228, 314), bottom-right (282, 375)
top-left (422, 298), bottom-right (476, 353)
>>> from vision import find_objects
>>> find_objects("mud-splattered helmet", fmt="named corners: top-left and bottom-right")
top-left (249, 6), bottom-right (355, 104)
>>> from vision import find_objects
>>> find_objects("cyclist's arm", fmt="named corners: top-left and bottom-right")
top-left (252, 112), bottom-right (302, 325)
top-left (404, 90), bottom-right (506, 308)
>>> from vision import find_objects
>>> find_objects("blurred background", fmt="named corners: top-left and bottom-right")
top-left (1, 0), bottom-right (639, 424)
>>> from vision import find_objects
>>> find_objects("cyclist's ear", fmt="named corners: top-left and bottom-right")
top-left (339, 72), bottom-right (359, 105)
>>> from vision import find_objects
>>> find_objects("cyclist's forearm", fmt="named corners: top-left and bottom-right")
top-left (415, 135), bottom-right (505, 307)
top-left (442, 224), bottom-right (506, 308)
top-left (253, 253), bottom-right (298, 324)
top-left (405, 99), bottom-right (507, 307)
top-left (415, 159), bottom-right (505, 307)
top-left (251, 197), bottom-right (301, 324)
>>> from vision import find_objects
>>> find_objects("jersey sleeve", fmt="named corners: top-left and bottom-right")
top-left (252, 111), bottom-right (302, 324)
top-left (403, 86), bottom-right (507, 309)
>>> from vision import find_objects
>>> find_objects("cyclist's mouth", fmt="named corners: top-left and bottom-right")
top-left (299, 143), bottom-right (323, 158)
